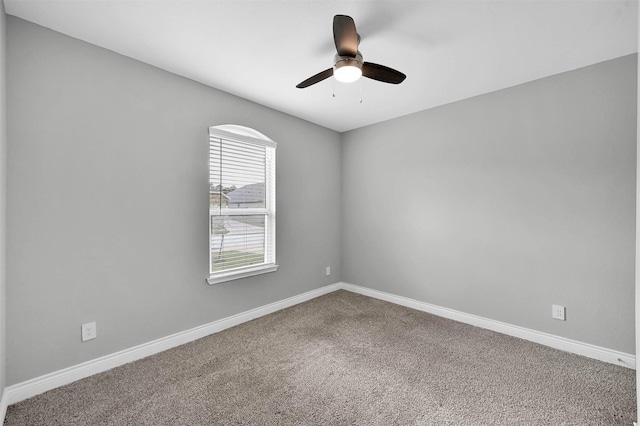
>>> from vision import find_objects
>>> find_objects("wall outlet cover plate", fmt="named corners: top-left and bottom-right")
top-left (552, 305), bottom-right (566, 321)
top-left (82, 321), bottom-right (97, 341)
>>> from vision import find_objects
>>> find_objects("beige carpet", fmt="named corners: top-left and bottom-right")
top-left (4, 290), bottom-right (636, 425)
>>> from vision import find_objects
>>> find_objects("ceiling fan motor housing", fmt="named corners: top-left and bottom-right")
top-left (334, 52), bottom-right (363, 72)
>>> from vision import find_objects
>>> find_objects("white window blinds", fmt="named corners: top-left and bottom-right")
top-left (208, 126), bottom-right (277, 284)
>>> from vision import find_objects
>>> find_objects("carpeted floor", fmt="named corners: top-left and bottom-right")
top-left (4, 290), bottom-right (637, 425)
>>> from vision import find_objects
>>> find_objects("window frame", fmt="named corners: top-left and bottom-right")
top-left (207, 125), bottom-right (278, 285)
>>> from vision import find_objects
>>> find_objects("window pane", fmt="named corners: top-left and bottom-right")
top-left (210, 215), bottom-right (266, 272)
top-left (210, 139), bottom-right (266, 209)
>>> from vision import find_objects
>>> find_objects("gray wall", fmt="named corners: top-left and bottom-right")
top-left (6, 17), bottom-right (342, 385)
top-left (0, 2), bottom-right (7, 398)
top-left (342, 55), bottom-right (637, 354)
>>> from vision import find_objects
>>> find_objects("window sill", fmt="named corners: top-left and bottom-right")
top-left (207, 263), bottom-right (279, 285)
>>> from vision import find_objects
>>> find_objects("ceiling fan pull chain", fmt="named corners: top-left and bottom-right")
top-left (359, 80), bottom-right (363, 104)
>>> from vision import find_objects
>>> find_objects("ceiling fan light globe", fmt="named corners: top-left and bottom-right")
top-left (333, 53), bottom-right (364, 83)
top-left (334, 65), bottom-right (362, 83)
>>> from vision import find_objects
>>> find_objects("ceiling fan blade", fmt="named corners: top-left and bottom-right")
top-left (296, 68), bottom-right (334, 89)
top-left (333, 15), bottom-right (358, 57)
top-left (362, 62), bottom-right (406, 84)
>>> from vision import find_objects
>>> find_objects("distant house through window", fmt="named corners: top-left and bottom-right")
top-left (207, 125), bottom-right (278, 285)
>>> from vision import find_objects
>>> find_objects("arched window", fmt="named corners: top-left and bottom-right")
top-left (207, 125), bottom-right (277, 284)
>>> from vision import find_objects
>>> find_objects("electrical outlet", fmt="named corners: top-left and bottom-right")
top-left (81, 322), bottom-right (97, 342)
top-left (552, 305), bottom-right (566, 321)
top-left (325, 266), bottom-right (331, 276)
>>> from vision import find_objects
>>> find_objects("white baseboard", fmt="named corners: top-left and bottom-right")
top-left (3, 281), bottom-right (635, 413)
top-left (4, 283), bottom-right (342, 405)
top-left (340, 282), bottom-right (636, 370)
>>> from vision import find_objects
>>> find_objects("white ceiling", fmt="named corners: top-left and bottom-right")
top-left (4, 0), bottom-right (638, 132)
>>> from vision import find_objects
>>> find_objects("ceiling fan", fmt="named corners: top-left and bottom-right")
top-left (296, 15), bottom-right (406, 89)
